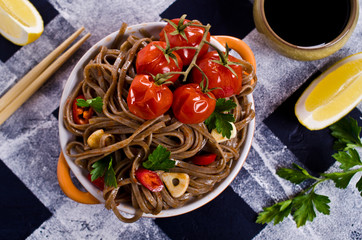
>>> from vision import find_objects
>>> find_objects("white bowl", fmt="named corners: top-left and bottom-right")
top-left (58, 22), bottom-right (255, 218)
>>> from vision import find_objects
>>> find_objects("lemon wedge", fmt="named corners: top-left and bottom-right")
top-left (295, 52), bottom-right (362, 130)
top-left (0, 0), bottom-right (43, 46)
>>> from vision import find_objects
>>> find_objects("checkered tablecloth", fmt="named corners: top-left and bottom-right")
top-left (0, 0), bottom-right (361, 239)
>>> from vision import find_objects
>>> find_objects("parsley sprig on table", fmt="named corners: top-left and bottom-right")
top-left (205, 98), bottom-right (237, 139)
top-left (329, 116), bottom-right (362, 151)
top-left (90, 155), bottom-right (117, 188)
top-left (76, 96), bottom-right (103, 113)
top-left (256, 116), bottom-right (362, 227)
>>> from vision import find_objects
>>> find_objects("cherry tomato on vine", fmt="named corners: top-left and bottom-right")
top-left (160, 15), bottom-right (210, 65)
top-left (127, 74), bottom-right (173, 120)
top-left (191, 50), bottom-right (243, 99)
top-left (136, 41), bottom-right (183, 84)
top-left (72, 95), bottom-right (94, 124)
top-left (172, 83), bottom-right (216, 124)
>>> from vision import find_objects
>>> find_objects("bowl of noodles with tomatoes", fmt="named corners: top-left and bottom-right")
top-left (58, 16), bottom-right (257, 223)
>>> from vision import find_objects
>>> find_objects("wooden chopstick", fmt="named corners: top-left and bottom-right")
top-left (0, 32), bottom-right (91, 125)
top-left (0, 27), bottom-right (85, 113)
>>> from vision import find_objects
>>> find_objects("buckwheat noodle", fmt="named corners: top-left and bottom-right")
top-left (63, 23), bottom-right (257, 223)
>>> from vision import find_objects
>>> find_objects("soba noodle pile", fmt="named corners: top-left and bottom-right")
top-left (63, 23), bottom-right (257, 223)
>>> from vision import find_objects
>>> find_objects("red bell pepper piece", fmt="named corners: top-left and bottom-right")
top-left (191, 153), bottom-right (217, 165)
top-left (87, 173), bottom-right (105, 191)
top-left (72, 95), bottom-right (94, 124)
top-left (135, 168), bottom-right (164, 192)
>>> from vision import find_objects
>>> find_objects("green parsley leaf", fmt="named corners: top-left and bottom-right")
top-left (76, 96), bottom-right (103, 113)
top-left (292, 194), bottom-right (316, 227)
top-left (143, 145), bottom-right (175, 171)
top-left (205, 98), bottom-right (237, 139)
top-left (321, 171), bottom-right (357, 189)
top-left (277, 163), bottom-right (315, 184)
top-left (104, 157), bottom-right (117, 188)
top-left (214, 98), bottom-right (237, 112)
top-left (90, 158), bottom-right (108, 182)
top-left (329, 117), bottom-right (362, 151)
top-left (256, 199), bottom-right (292, 225)
top-left (332, 149), bottom-right (362, 171)
top-left (312, 193), bottom-right (331, 215)
top-left (90, 155), bottom-right (117, 188)
top-left (292, 192), bottom-right (330, 227)
top-left (257, 191), bottom-right (331, 228)
top-left (333, 139), bottom-right (349, 152)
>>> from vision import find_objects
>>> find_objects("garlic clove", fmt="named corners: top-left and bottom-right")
top-left (161, 173), bottom-right (190, 198)
top-left (211, 122), bottom-right (237, 143)
top-left (87, 129), bottom-right (104, 149)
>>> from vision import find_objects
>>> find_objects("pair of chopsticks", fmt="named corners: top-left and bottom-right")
top-left (0, 27), bottom-right (91, 125)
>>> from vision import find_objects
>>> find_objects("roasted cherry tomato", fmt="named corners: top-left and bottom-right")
top-left (135, 168), bottom-right (164, 192)
top-left (87, 173), bottom-right (104, 191)
top-left (136, 41), bottom-right (183, 84)
top-left (191, 153), bottom-right (217, 165)
top-left (191, 50), bottom-right (243, 99)
top-left (159, 16), bottom-right (210, 65)
top-left (72, 95), bottom-right (94, 124)
top-left (127, 74), bottom-right (173, 120)
top-left (172, 83), bottom-right (216, 124)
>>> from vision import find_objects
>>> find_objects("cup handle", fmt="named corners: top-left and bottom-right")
top-left (213, 35), bottom-right (256, 71)
top-left (57, 151), bottom-right (100, 204)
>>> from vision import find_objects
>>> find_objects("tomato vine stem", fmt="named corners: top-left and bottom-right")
top-left (180, 23), bottom-right (211, 82)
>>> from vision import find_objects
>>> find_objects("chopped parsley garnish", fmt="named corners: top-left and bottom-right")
top-left (90, 155), bottom-right (117, 188)
top-left (204, 98), bottom-right (237, 139)
top-left (76, 96), bottom-right (103, 113)
top-left (143, 145), bottom-right (175, 171)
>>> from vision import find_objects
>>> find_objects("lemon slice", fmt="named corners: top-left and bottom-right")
top-left (0, 0), bottom-right (43, 46)
top-left (295, 52), bottom-right (362, 130)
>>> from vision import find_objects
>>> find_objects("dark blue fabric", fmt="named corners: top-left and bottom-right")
top-left (155, 187), bottom-right (265, 240)
top-left (264, 71), bottom-right (362, 174)
top-left (0, 160), bottom-right (52, 239)
top-left (52, 107), bottom-right (59, 120)
top-left (0, 0), bottom-right (59, 62)
top-left (161, 0), bottom-right (255, 39)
